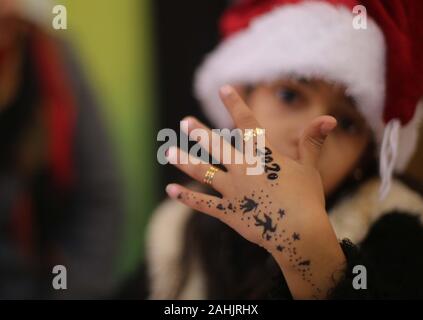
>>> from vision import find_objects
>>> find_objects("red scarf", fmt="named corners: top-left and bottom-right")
top-left (11, 29), bottom-right (77, 259)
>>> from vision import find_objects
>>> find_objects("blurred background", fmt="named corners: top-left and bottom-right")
top-left (60, 0), bottom-right (228, 288)
top-left (0, 0), bottom-right (422, 299)
top-left (0, 0), bottom-right (229, 298)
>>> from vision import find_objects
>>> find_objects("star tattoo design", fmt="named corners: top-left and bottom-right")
top-left (254, 213), bottom-right (277, 238)
top-left (292, 232), bottom-right (300, 241)
top-left (277, 209), bottom-right (286, 219)
top-left (298, 260), bottom-right (311, 266)
top-left (240, 196), bottom-right (259, 213)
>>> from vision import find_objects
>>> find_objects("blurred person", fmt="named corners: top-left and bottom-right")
top-left (142, 0), bottom-right (423, 299)
top-left (0, 0), bottom-right (123, 298)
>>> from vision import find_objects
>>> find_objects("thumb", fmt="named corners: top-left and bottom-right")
top-left (299, 115), bottom-right (337, 168)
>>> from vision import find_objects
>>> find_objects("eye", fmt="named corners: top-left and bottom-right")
top-left (337, 115), bottom-right (361, 135)
top-left (276, 88), bottom-right (300, 105)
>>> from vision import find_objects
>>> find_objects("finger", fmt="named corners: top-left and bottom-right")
top-left (166, 146), bottom-right (228, 193)
top-left (219, 85), bottom-right (260, 131)
top-left (165, 183), bottom-right (228, 222)
top-left (299, 115), bottom-right (337, 168)
top-left (182, 116), bottom-right (241, 169)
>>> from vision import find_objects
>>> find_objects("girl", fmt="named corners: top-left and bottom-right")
top-left (145, 0), bottom-right (423, 299)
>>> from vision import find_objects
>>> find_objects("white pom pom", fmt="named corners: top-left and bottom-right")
top-left (379, 119), bottom-right (401, 200)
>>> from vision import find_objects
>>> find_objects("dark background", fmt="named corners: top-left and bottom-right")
top-left (152, 0), bottom-right (229, 199)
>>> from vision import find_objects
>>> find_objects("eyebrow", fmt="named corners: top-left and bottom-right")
top-left (297, 77), bottom-right (316, 87)
top-left (344, 94), bottom-right (357, 108)
top-left (332, 96), bottom-right (363, 120)
top-left (290, 77), bottom-right (359, 110)
top-left (335, 93), bottom-right (358, 114)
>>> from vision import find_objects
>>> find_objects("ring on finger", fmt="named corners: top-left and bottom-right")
top-left (203, 166), bottom-right (219, 185)
top-left (243, 127), bottom-right (265, 142)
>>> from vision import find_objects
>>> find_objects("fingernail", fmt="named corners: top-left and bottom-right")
top-left (320, 121), bottom-right (337, 136)
top-left (180, 118), bottom-right (190, 134)
top-left (166, 146), bottom-right (178, 164)
top-left (182, 116), bottom-right (194, 125)
top-left (166, 184), bottom-right (179, 198)
top-left (220, 85), bottom-right (233, 97)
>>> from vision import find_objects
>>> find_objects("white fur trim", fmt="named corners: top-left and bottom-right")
top-left (178, 255), bottom-right (207, 300)
top-left (377, 99), bottom-right (423, 199)
top-left (145, 198), bottom-right (206, 299)
top-left (379, 118), bottom-right (400, 200)
top-left (194, 1), bottom-right (386, 145)
top-left (330, 178), bottom-right (423, 244)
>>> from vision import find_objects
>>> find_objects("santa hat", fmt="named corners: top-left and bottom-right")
top-left (194, 0), bottom-right (423, 199)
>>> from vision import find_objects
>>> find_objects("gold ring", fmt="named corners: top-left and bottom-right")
top-left (203, 166), bottom-right (219, 185)
top-left (243, 128), bottom-right (265, 142)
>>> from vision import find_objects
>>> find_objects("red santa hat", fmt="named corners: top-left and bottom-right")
top-left (194, 0), bottom-right (423, 199)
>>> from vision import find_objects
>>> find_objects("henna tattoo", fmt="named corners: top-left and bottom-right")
top-left (277, 209), bottom-right (285, 219)
top-left (216, 204), bottom-right (225, 211)
top-left (203, 188), bottom-right (322, 296)
top-left (298, 260), bottom-right (310, 266)
top-left (254, 213), bottom-right (277, 238)
top-left (276, 245), bottom-right (284, 252)
top-left (273, 232), bottom-right (320, 297)
top-left (240, 196), bottom-right (258, 213)
top-left (177, 182), bottom-right (324, 297)
top-left (224, 200), bottom-right (237, 213)
top-left (257, 147), bottom-right (281, 180)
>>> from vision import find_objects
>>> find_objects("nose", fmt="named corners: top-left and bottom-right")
top-left (291, 102), bottom-right (329, 153)
top-left (299, 101), bottom-right (329, 132)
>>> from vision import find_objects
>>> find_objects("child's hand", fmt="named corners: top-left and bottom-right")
top-left (165, 85), bottom-right (346, 299)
